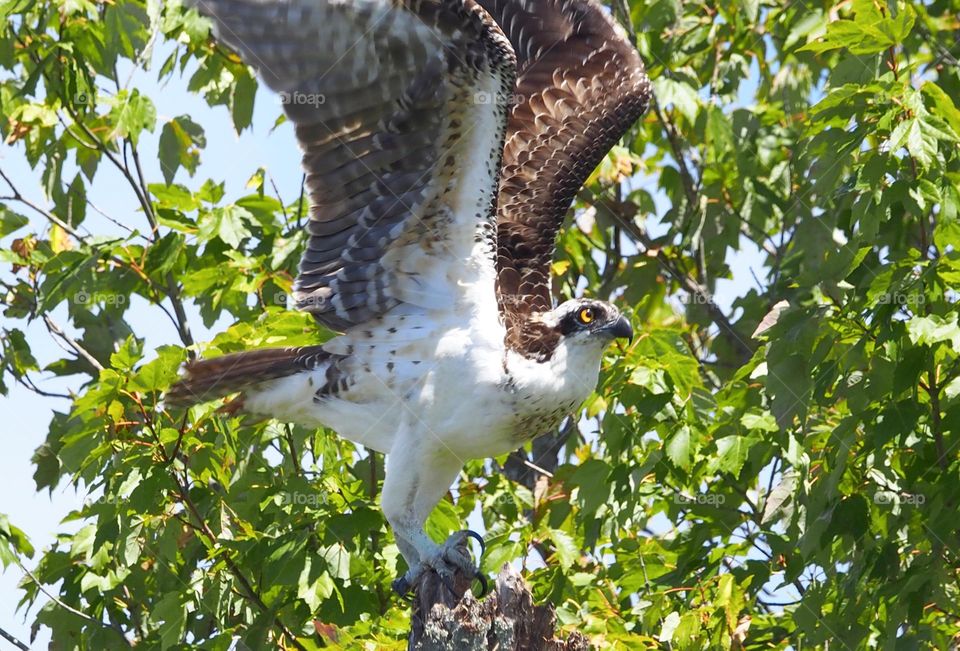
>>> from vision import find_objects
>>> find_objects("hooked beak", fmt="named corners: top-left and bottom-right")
top-left (604, 314), bottom-right (634, 343)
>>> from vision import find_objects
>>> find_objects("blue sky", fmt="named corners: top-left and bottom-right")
top-left (0, 39), bottom-right (770, 647)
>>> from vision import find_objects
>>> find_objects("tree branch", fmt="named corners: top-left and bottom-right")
top-left (13, 556), bottom-right (131, 645)
top-left (14, 373), bottom-right (72, 399)
top-left (173, 476), bottom-right (307, 651)
top-left (60, 116), bottom-right (196, 351)
top-left (42, 315), bottom-right (105, 372)
top-left (129, 140), bottom-right (196, 351)
top-left (134, 404), bottom-right (307, 651)
top-left (0, 169), bottom-right (89, 243)
top-left (582, 188), bottom-right (755, 362)
top-left (0, 626), bottom-right (29, 651)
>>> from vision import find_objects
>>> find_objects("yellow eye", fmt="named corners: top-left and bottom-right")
top-left (577, 307), bottom-right (595, 324)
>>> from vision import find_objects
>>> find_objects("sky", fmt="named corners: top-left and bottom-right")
top-left (0, 38), bottom-right (770, 650)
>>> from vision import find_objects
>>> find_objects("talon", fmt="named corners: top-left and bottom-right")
top-left (474, 570), bottom-right (488, 597)
top-left (463, 529), bottom-right (485, 556)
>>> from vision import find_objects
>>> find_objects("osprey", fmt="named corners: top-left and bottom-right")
top-left (168, 0), bottom-right (650, 595)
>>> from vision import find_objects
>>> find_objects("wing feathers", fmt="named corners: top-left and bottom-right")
top-left (478, 0), bottom-right (651, 359)
top-left (197, 0), bottom-right (648, 346)
top-left (196, 0), bottom-right (516, 332)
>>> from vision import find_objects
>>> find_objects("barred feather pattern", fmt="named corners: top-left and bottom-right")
top-left (194, 0), bottom-right (516, 332)
top-left (478, 0), bottom-right (652, 360)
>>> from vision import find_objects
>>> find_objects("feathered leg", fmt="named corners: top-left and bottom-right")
top-left (382, 432), bottom-right (482, 596)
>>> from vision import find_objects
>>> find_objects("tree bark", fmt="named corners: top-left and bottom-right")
top-left (408, 563), bottom-right (587, 651)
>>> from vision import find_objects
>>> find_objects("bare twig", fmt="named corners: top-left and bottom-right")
top-left (129, 142), bottom-right (195, 350)
top-left (0, 627), bottom-right (29, 651)
top-left (42, 315), bottom-right (105, 372)
top-left (284, 424), bottom-right (301, 475)
top-left (0, 169), bottom-right (88, 242)
top-left (268, 171), bottom-right (288, 221)
top-left (295, 173), bottom-right (307, 230)
top-left (652, 97), bottom-right (699, 208)
top-left (13, 556), bottom-right (131, 645)
top-left (14, 373), bottom-right (72, 399)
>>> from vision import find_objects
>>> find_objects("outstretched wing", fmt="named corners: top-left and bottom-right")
top-left (477, 0), bottom-right (651, 358)
top-left (196, 0), bottom-right (516, 331)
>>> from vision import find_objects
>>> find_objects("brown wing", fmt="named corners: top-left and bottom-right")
top-left (195, 0), bottom-right (516, 332)
top-left (477, 0), bottom-right (651, 358)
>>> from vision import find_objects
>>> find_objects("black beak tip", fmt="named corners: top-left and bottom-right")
top-left (611, 315), bottom-right (634, 343)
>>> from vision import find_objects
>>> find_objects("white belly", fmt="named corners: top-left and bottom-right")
top-left (246, 323), bottom-right (598, 460)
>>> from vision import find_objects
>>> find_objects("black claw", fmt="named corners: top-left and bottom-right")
top-left (474, 570), bottom-right (489, 597)
top-left (463, 529), bottom-right (485, 556)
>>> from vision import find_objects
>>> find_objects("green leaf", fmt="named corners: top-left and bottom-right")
top-left (651, 77), bottom-right (698, 123)
top-left (149, 183), bottom-right (200, 212)
top-left (297, 556), bottom-right (335, 611)
top-left (230, 69), bottom-right (257, 132)
top-left (923, 82), bottom-right (960, 139)
top-left (0, 513), bottom-right (34, 568)
top-left (546, 529), bottom-right (579, 570)
top-left (658, 611), bottom-right (681, 643)
top-left (158, 115), bottom-right (206, 184)
top-left (799, 1), bottom-right (912, 55)
top-left (935, 184), bottom-right (960, 250)
top-left (906, 313), bottom-right (960, 349)
top-left (150, 592), bottom-right (187, 650)
top-left (715, 434), bottom-right (758, 475)
top-left (740, 411), bottom-right (779, 432)
top-left (666, 425), bottom-right (694, 471)
top-left (0, 205), bottom-right (29, 238)
top-left (570, 459), bottom-right (611, 515)
top-left (130, 346), bottom-right (184, 393)
top-left (197, 205), bottom-right (253, 248)
top-left (108, 89), bottom-right (157, 146)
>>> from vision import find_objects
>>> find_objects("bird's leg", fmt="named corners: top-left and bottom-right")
top-left (381, 440), bottom-right (483, 596)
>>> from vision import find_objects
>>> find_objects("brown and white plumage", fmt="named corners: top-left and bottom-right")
top-left (482, 0), bottom-right (651, 359)
top-left (193, 0), bottom-right (516, 332)
top-left (169, 0), bottom-right (648, 596)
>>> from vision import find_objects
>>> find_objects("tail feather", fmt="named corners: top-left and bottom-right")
top-left (165, 345), bottom-right (329, 408)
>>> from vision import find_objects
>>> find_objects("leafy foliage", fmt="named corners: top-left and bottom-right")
top-left (1, 0), bottom-right (959, 648)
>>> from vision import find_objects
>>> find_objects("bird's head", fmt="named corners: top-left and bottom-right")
top-left (552, 298), bottom-right (634, 348)
top-left (504, 299), bottom-right (633, 404)
top-left (517, 298), bottom-right (633, 397)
